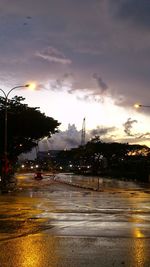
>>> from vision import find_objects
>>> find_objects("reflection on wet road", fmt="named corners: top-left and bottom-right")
top-left (0, 173), bottom-right (150, 266)
top-left (0, 173), bottom-right (150, 240)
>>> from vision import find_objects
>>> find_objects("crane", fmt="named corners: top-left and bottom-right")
top-left (81, 117), bottom-right (86, 146)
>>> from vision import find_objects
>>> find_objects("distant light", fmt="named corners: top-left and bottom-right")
top-left (69, 164), bottom-right (73, 168)
top-left (60, 166), bottom-right (63, 170)
top-left (30, 166), bottom-right (34, 169)
top-left (35, 165), bottom-right (39, 168)
top-left (21, 164), bottom-right (25, 168)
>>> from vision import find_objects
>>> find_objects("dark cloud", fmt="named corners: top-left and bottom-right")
top-left (137, 132), bottom-right (150, 140)
top-left (0, 0), bottom-right (150, 118)
top-left (123, 118), bottom-right (137, 136)
top-left (67, 73), bottom-right (109, 102)
top-left (93, 73), bottom-right (108, 94)
top-left (50, 73), bottom-right (73, 91)
top-left (111, 0), bottom-right (150, 28)
top-left (90, 126), bottom-right (116, 137)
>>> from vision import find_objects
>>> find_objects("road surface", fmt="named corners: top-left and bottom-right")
top-left (0, 172), bottom-right (150, 266)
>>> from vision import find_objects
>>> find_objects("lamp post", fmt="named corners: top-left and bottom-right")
top-left (0, 84), bottom-right (29, 187)
top-left (134, 104), bottom-right (150, 108)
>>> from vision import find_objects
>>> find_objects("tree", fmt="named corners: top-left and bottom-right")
top-left (0, 96), bottom-right (60, 174)
top-left (57, 137), bottom-right (150, 177)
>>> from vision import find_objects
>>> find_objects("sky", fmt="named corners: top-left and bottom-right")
top-left (1, 0), bottom-right (150, 151)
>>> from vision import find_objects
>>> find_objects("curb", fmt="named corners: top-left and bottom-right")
top-left (54, 177), bottom-right (101, 192)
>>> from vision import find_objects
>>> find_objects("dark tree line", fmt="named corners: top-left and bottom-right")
top-left (55, 136), bottom-right (150, 181)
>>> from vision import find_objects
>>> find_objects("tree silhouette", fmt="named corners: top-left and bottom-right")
top-left (0, 96), bottom-right (60, 165)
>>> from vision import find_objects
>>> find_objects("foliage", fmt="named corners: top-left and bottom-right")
top-left (55, 136), bottom-right (150, 178)
top-left (0, 96), bottom-right (60, 161)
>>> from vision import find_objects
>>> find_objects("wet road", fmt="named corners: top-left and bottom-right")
top-left (0, 173), bottom-right (150, 266)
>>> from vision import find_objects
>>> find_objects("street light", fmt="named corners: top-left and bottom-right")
top-left (0, 84), bottom-right (29, 186)
top-left (134, 103), bottom-right (150, 108)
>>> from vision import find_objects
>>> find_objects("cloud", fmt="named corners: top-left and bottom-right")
top-left (93, 73), bottom-right (109, 94)
top-left (50, 73), bottom-right (73, 91)
top-left (90, 126), bottom-right (116, 137)
top-left (21, 120), bottom-right (150, 159)
top-left (110, 0), bottom-right (150, 28)
top-left (63, 136), bottom-right (80, 147)
top-left (1, 0), bottom-right (150, 116)
top-left (76, 93), bottom-right (105, 103)
top-left (66, 73), bottom-right (110, 103)
top-left (138, 132), bottom-right (150, 139)
top-left (46, 124), bottom-right (82, 150)
top-left (42, 124), bottom-right (118, 150)
top-left (36, 46), bottom-right (72, 65)
top-left (123, 118), bottom-right (137, 136)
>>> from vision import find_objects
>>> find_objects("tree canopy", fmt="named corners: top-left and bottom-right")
top-left (0, 96), bottom-right (60, 161)
top-left (55, 136), bottom-right (150, 176)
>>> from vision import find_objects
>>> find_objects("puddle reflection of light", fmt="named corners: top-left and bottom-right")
top-left (128, 194), bottom-right (147, 266)
top-left (132, 228), bottom-right (146, 267)
top-left (13, 234), bottom-right (60, 267)
top-left (133, 228), bottom-right (145, 238)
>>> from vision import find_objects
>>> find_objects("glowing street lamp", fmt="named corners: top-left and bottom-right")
top-left (28, 82), bottom-right (36, 90)
top-left (134, 104), bottom-right (141, 108)
top-left (0, 84), bottom-right (31, 186)
top-left (134, 103), bottom-right (150, 108)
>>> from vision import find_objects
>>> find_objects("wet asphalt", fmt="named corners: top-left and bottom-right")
top-left (0, 172), bottom-right (150, 267)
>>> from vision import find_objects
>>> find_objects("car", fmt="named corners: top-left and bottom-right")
top-left (34, 171), bottom-right (43, 180)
